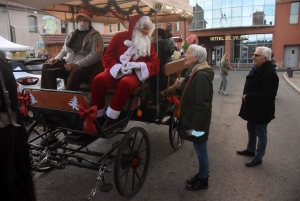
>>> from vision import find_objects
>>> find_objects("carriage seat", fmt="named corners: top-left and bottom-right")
top-left (158, 58), bottom-right (186, 95)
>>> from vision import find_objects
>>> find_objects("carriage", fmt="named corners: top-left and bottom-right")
top-left (13, 0), bottom-right (194, 198)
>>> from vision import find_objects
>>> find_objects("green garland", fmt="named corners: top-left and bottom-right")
top-left (81, 0), bottom-right (155, 20)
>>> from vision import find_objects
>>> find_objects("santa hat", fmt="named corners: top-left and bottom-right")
top-left (76, 9), bottom-right (93, 22)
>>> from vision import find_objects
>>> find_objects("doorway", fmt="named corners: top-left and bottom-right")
top-left (283, 46), bottom-right (299, 68)
top-left (212, 46), bottom-right (224, 66)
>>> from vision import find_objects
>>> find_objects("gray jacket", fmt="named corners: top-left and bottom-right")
top-left (55, 27), bottom-right (104, 67)
top-left (219, 60), bottom-right (230, 75)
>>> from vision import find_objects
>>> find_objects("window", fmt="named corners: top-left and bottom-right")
top-left (175, 22), bottom-right (179, 31)
top-left (167, 23), bottom-right (172, 31)
top-left (109, 24), bottom-right (112, 33)
top-left (290, 2), bottom-right (299, 24)
top-left (61, 21), bottom-right (67, 33)
top-left (117, 23), bottom-right (121, 32)
top-left (28, 15), bottom-right (37, 32)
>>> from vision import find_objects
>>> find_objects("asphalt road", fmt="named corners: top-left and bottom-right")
top-left (33, 71), bottom-right (300, 201)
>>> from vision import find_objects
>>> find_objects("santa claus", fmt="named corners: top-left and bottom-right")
top-left (91, 15), bottom-right (160, 129)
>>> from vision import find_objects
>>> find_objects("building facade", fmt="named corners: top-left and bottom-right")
top-left (168, 0), bottom-right (300, 68)
top-left (0, 0), bottom-right (104, 58)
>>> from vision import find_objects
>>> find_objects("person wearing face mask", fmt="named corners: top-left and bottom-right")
top-left (41, 9), bottom-right (104, 91)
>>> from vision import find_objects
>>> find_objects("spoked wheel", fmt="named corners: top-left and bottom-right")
top-left (27, 120), bottom-right (60, 173)
top-left (169, 113), bottom-right (184, 150)
top-left (114, 127), bottom-right (150, 198)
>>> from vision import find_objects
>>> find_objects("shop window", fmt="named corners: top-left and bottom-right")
top-left (61, 21), bottom-right (68, 33)
top-left (167, 23), bottom-right (172, 31)
top-left (117, 23), bottom-right (121, 32)
top-left (175, 22), bottom-right (179, 31)
top-left (109, 24), bottom-right (112, 33)
top-left (28, 15), bottom-right (37, 33)
top-left (290, 2), bottom-right (299, 24)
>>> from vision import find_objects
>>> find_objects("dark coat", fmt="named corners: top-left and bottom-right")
top-left (150, 38), bottom-right (174, 91)
top-left (179, 65), bottom-right (215, 143)
top-left (238, 60), bottom-right (279, 124)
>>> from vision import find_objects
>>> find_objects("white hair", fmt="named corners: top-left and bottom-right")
top-left (132, 29), bottom-right (151, 60)
top-left (257, 46), bottom-right (272, 61)
top-left (189, 44), bottom-right (207, 63)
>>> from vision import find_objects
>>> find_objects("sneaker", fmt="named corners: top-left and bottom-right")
top-left (222, 91), bottom-right (228, 96)
top-left (218, 90), bottom-right (224, 95)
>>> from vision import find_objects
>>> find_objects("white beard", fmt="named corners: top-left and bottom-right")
top-left (132, 29), bottom-right (151, 60)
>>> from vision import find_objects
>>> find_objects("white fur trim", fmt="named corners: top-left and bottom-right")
top-left (137, 16), bottom-right (151, 24)
top-left (106, 106), bottom-right (120, 119)
top-left (97, 107), bottom-right (106, 117)
top-left (110, 64), bottom-right (126, 79)
top-left (124, 40), bottom-right (133, 47)
top-left (135, 62), bottom-right (149, 81)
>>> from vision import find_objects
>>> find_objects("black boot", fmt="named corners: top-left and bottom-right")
top-left (102, 117), bottom-right (116, 130)
top-left (186, 173), bottom-right (199, 185)
top-left (96, 116), bottom-right (105, 127)
top-left (186, 177), bottom-right (208, 191)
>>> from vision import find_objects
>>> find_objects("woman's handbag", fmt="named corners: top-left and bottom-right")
top-left (174, 70), bottom-right (197, 119)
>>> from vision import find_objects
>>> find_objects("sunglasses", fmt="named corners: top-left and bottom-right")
top-left (253, 54), bottom-right (263, 57)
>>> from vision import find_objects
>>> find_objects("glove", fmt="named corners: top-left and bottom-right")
top-left (126, 62), bottom-right (141, 70)
top-left (120, 66), bottom-right (132, 75)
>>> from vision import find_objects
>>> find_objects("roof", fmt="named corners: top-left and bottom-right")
top-left (0, 0), bottom-right (34, 9)
top-left (41, 33), bottom-right (114, 45)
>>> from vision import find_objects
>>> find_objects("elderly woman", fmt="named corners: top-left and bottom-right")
top-left (175, 44), bottom-right (214, 191)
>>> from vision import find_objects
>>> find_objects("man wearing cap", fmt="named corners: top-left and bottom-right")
top-left (91, 15), bottom-right (160, 129)
top-left (41, 10), bottom-right (104, 91)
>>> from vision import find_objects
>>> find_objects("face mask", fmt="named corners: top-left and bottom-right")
top-left (77, 22), bottom-right (89, 31)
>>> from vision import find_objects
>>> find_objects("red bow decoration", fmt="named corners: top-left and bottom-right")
top-left (79, 104), bottom-right (97, 134)
top-left (166, 95), bottom-right (179, 105)
top-left (18, 92), bottom-right (30, 116)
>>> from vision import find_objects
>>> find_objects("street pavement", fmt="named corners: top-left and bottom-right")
top-left (32, 71), bottom-right (300, 201)
top-left (283, 71), bottom-right (300, 93)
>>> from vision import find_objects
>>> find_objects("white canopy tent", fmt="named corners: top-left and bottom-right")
top-left (0, 35), bottom-right (34, 51)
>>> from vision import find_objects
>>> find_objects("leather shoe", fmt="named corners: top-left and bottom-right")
top-left (102, 117), bottom-right (116, 130)
top-left (186, 173), bottom-right (199, 185)
top-left (245, 158), bottom-right (262, 167)
top-left (236, 150), bottom-right (255, 156)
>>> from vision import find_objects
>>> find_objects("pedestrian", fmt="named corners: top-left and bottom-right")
top-left (176, 45), bottom-right (214, 190)
top-left (0, 56), bottom-right (36, 201)
top-left (218, 53), bottom-right (231, 95)
top-left (271, 53), bottom-right (278, 70)
top-left (237, 47), bottom-right (279, 167)
top-left (41, 9), bottom-right (104, 91)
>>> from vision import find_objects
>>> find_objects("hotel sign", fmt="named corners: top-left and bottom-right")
top-left (210, 36), bottom-right (248, 41)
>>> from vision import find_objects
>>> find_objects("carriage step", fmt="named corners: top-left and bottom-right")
top-left (100, 183), bottom-right (113, 192)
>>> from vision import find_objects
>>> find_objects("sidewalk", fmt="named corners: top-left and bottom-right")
top-left (283, 71), bottom-right (300, 93)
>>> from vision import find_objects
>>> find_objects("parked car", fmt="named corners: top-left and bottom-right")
top-left (11, 58), bottom-right (65, 92)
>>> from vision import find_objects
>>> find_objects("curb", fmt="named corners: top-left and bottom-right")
top-left (283, 73), bottom-right (300, 93)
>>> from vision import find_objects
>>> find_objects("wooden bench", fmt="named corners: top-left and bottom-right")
top-left (159, 58), bottom-right (186, 95)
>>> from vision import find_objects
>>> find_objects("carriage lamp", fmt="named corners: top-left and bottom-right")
top-left (16, 77), bottom-right (39, 85)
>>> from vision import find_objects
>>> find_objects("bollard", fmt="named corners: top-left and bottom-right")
top-left (287, 68), bottom-right (293, 77)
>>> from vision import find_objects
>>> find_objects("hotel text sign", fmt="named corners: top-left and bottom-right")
top-left (210, 36), bottom-right (248, 41)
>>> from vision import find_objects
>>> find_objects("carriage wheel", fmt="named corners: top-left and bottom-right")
top-left (27, 120), bottom-right (56, 172)
top-left (114, 127), bottom-right (150, 198)
top-left (169, 114), bottom-right (185, 150)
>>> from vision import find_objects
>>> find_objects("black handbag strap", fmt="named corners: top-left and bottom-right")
top-left (0, 68), bottom-right (20, 128)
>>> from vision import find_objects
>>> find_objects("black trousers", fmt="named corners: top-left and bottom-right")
top-left (41, 61), bottom-right (99, 91)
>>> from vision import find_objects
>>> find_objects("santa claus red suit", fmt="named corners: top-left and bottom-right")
top-left (91, 15), bottom-right (160, 124)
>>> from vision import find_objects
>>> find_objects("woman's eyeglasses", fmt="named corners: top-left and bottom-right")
top-left (253, 54), bottom-right (262, 57)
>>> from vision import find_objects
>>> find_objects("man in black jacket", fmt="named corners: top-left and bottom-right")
top-left (237, 47), bottom-right (279, 167)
